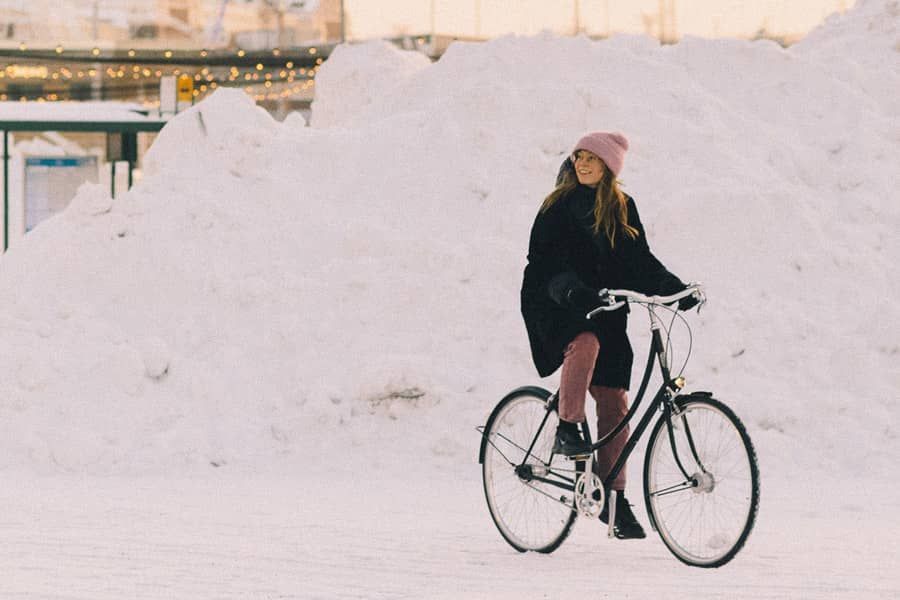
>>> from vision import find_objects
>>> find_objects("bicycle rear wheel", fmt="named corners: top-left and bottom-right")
top-left (481, 387), bottom-right (579, 553)
top-left (643, 395), bottom-right (759, 567)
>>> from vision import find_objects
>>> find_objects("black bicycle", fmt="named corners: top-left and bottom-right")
top-left (478, 285), bottom-right (759, 567)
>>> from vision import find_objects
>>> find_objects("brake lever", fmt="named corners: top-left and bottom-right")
top-left (688, 283), bottom-right (707, 314)
top-left (696, 293), bottom-right (707, 314)
top-left (586, 289), bottom-right (625, 319)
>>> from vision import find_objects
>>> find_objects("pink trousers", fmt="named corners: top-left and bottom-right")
top-left (558, 332), bottom-right (629, 491)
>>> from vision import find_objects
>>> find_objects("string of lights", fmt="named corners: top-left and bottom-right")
top-left (2, 78), bottom-right (316, 103)
top-left (0, 36), bottom-right (432, 104)
top-left (0, 68), bottom-right (319, 102)
top-left (0, 44), bottom-right (331, 67)
top-left (1, 63), bottom-right (320, 81)
top-left (0, 48), bottom-right (327, 103)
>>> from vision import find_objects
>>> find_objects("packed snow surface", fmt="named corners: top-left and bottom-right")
top-left (0, 0), bottom-right (897, 596)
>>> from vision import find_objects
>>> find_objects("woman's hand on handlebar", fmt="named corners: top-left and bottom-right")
top-left (588, 284), bottom-right (706, 317)
top-left (566, 285), bottom-right (608, 316)
top-left (675, 283), bottom-right (706, 312)
top-left (677, 289), bottom-right (701, 312)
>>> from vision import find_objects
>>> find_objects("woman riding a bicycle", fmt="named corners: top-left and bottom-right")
top-left (521, 131), bottom-right (698, 539)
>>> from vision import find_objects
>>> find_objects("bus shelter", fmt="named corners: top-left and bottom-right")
top-left (1, 103), bottom-right (168, 251)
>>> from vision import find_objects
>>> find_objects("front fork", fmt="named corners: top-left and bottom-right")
top-left (663, 394), bottom-right (710, 482)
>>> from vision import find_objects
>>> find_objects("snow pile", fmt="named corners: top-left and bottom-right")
top-left (791, 0), bottom-right (899, 115)
top-left (0, 0), bottom-right (897, 477)
top-left (792, 0), bottom-right (899, 69)
top-left (310, 40), bottom-right (431, 128)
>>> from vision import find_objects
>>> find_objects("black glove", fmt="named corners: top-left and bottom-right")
top-left (678, 291), bottom-right (700, 311)
top-left (566, 285), bottom-right (603, 317)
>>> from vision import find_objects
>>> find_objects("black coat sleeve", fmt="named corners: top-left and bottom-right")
top-left (622, 197), bottom-right (686, 296)
top-left (527, 203), bottom-right (596, 311)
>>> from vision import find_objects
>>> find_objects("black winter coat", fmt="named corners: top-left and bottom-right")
top-left (520, 178), bottom-right (685, 389)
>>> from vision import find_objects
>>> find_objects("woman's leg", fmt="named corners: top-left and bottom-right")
top-left (558, 332), bottom-right (600, 423)
top-left (590, 385), bottom-right (629, 490)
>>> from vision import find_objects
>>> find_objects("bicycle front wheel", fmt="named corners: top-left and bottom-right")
top-left (643, 396), bottom-right (759, 568)
top-left (481, 388), bottom-right (579, 553)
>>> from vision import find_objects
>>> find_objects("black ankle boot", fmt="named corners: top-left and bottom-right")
top-left (599, 492), bottom-right (647, 540)
top-left (552, 421), bottom-right (591, 456)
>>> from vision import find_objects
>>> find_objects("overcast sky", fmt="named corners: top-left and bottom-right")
top-left (0, 1), bottom-right (856, 43)
top-left (343, 0), bottom-right (855, 40)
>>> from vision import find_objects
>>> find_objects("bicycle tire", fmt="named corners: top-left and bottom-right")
top-left (481, 387), bottom-right (580, 553)
top-left (643, 395), bottom-right (760, 568)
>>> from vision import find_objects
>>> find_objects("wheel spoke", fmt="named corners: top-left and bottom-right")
top-left (650, 480), bottom-right (695, 497)
top-left (483, 392), bottom-right (578, 552)
top-left (645, 398), bottom-right (759, 567)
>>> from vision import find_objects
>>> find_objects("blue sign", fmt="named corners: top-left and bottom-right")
top-left (26, 157), bottom-right (94, 168)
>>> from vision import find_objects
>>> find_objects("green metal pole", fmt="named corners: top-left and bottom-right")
top-left (3, 130), bottom-right (8, 252)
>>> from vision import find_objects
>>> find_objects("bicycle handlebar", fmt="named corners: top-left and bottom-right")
top-left (586, 284), bottom-right (705, 319)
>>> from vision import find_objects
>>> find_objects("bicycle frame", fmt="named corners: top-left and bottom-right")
top-left (596, 302), bottom-right (687, 490)
top-left (482, 301), bottom-right (706, 506)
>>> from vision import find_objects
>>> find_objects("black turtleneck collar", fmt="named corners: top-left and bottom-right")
top-left (567, 184), bottom-right (597, 221)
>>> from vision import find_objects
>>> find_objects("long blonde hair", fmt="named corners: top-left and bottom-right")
top-left (540, 164), bottom-right (638, 247)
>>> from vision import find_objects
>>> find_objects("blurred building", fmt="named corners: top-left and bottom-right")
top-left (0, 0), bottom-right (343, 48)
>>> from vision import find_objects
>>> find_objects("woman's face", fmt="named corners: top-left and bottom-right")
top-left (572, 150), bottom-right (604, 187)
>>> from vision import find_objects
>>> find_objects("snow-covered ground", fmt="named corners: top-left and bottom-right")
top-left (0, 0), bottom-right (897, 597)
top-left (1, 471), bottom-right (897, 598)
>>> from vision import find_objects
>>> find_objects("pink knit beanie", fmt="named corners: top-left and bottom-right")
top-left (573, 131), bottom-right (629, 177)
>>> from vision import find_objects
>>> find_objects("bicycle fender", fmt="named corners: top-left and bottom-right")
top-left (675, 391), bottom-right (713, 405)
top-left (478, 386), bottom-right (552, 464)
